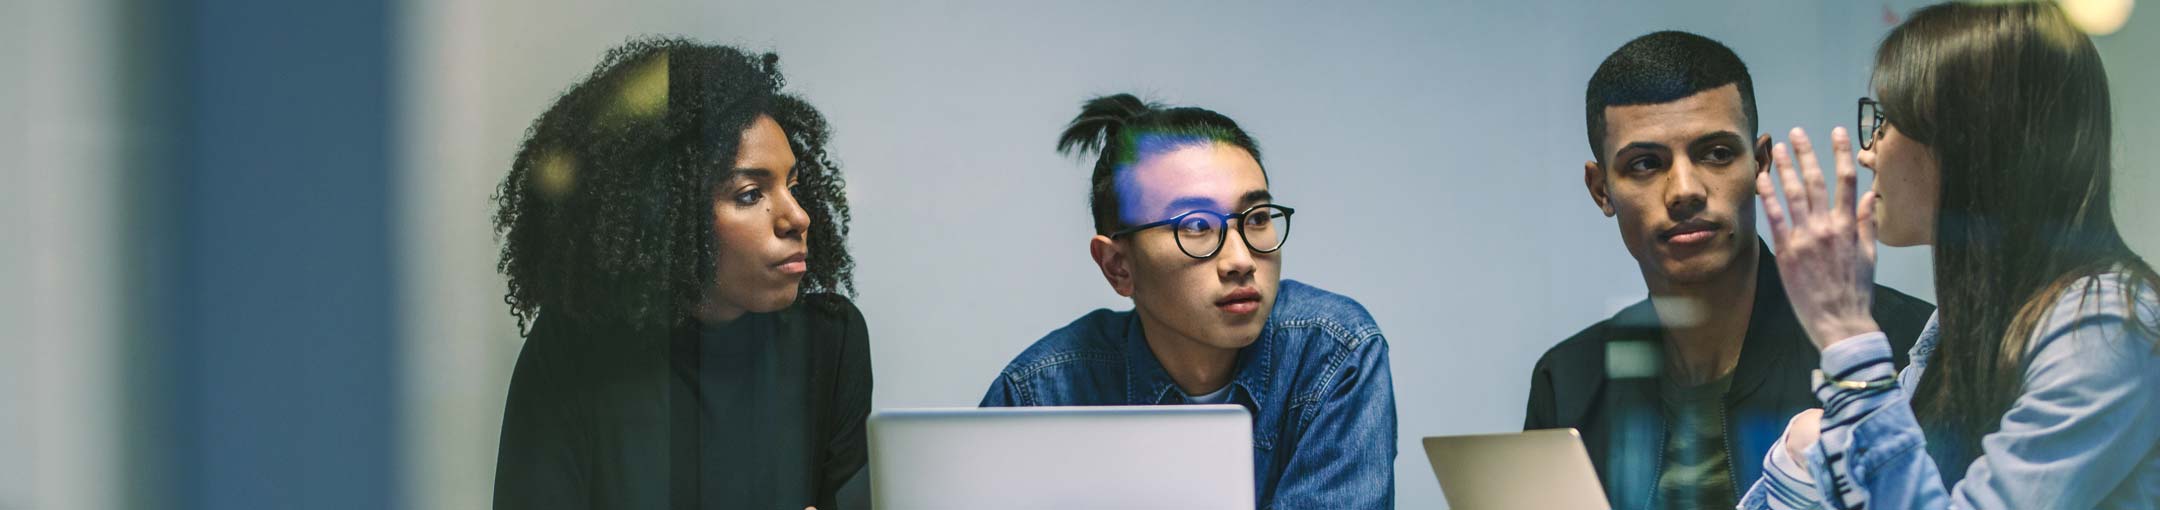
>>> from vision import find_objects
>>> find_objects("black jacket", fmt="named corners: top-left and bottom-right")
top-left (1524, 244), bottom-right (1934, 510)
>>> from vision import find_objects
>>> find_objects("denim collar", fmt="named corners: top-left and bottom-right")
top-left (1119, 306), bottom-right (1279, 450)
top-left (1908, 312), bottom-right (1942, 372)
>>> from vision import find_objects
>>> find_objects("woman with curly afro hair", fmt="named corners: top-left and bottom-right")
top-left (490, 37), bottom-right (870, 510)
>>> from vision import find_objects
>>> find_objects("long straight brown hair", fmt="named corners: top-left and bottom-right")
top-left (1873, 1), bottom-right (2158, 478)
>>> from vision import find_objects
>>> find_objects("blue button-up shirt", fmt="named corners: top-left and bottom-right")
top-left (980, 279), bottom-right (1398, 509)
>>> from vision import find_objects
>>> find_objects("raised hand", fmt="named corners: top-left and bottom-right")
top-left (1757, 127), bottom-right (1882, 350)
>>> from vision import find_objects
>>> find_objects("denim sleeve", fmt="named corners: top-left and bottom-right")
top-left (1812, 291), bottom-right (2160, 510)
top-left (1795, 333), bottom-right (1907, 510)
top-left (978, 373), bottom-right (1023, 407)
top-left (1270, 334), bottom-right (1397, 510)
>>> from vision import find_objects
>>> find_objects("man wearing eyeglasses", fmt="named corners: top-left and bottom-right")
top-left (979, 94), bottom-right (1397, 509)
top-left (1521, 31), bottom-right (1935, 510)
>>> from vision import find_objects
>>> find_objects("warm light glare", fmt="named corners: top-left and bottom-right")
top-left (2060, 0), bottom-right (2135, 35)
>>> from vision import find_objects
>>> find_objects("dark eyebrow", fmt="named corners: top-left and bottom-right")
top-left (721, 167), bottom-right (796, 183)
top-left (1157, 189), bottom-right (1273, 218)
top-left (1613, 130), bottom-right (1747, 162)
top-left (1161, 196), bottom-right (1223, 217)
top-left (1689, 131), bottom-right (1748, 149)
top-left (723, 168), bottom-right (772, 179)
top-left (1615, 141), bottom-right (1669, 158)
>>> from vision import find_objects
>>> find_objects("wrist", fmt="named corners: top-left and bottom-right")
top-left (1810, 318), bottom-right (1881, 350)
top-left (1818, 331), bottom-right (1893, 377)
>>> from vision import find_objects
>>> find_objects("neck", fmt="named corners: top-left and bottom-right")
top-left (1134, 309), bottom-right (1239, 397)
top-left (1644, 243), bottom-right (1759, 385)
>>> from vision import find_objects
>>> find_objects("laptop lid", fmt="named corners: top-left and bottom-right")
top-left (1422, 428), bottom-right (1609, 510)
top-left (869, 405), bottom-right (1253, 510)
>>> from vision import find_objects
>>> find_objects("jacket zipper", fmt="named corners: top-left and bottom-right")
top-left (1645, 414), bottom-right (1667, 510)
top-left (1721, 398), bottom-right (1741, 502)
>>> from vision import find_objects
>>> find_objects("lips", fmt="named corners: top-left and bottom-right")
top-left (1659, 220), bottom-right (1720, 245)
top-left (774, 252), bottom-right (808, 275)
top-left (1216, 287), bottom-right (1263, 314)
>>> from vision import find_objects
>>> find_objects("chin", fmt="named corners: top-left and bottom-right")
top-left (1207, 324), bottom-right (1264, 350)
top-left (1877, 232), bottom-right (1910, 247)
top-left (1202, 336), bottom-right (1259, 351)
top-left (1880, 235), bottom-right (1928, 248)
top-left (1879, 224), bottom-right (1929, 247)
top-left (1679, 239), bottom-right (1751, 276)
top-left (1659, 258), bottom-right (1733, 285)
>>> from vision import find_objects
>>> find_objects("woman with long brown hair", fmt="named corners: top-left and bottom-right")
top-left (1744, 2), bottom-right (2160, 509)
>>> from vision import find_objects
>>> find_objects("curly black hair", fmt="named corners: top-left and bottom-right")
top-left (493, 36), bottom-right (854, 335)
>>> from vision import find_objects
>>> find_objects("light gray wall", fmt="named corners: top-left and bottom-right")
top-left (399, 1), bottom-right (2154, 508)
top-left (2097, 3), bottom-right (2160, 257)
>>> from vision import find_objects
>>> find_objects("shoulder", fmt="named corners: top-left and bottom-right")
top-left (1536, 299), bottom-right (1647, 373)
top-left (1267, 281), bottom-right (1393, 413)
top-left (1526, 300), bottom-right (1650, 426)
top-left (2049, 270), bottom-right (2158, 317)
top-left (2015, 271), bottom-right (2160, 391)
top-left (792, 293), bottom-right (871, 368)
top-left (511, 312), bottom-right (625, 381)
top-left (503, 311), bottom-right (656, 409)
top-left (2031, 270), bottom-right (2160, 351)
top-left (994, 308), bottom-right (1129, 382)
top-left (1269, 279), bottom-right (1385, 351)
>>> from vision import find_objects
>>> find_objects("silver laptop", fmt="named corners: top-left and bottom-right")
top-left (1423, 428), bottom-right (1609, 510)
top-left (868, 405), bottom-right (1253, 510)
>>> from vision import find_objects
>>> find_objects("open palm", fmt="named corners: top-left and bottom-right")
top-left (1757, 127), bottom-right (1883, 350)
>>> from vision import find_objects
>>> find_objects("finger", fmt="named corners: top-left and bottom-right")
top-left (1757, 170), bottom-right (1790, 249)
top-left (1858, 190), bottom-right (1880, 262)
top-left (1832, 127), bottom-right (1859, 221)
top-left (1792, 127), bottom-right (1826, 219)
top-left (1773, 140), bottom-right (1810, 220)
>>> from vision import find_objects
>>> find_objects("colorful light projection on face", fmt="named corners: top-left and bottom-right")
top-left (1105, 132), bottom-right (1281, 353)
top-left (1112, 133), bottom-right (1273, 229)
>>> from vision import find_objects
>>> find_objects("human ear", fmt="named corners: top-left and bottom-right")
top-left (1090, 235), bottom-right (1136, 297)
top-left (1584, 160), bottom-right (1615, 217)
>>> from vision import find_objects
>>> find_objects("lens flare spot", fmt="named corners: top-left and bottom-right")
top-left (2061, 0), bottom-right (2134, 35)
top-left (1606, 339), bottom-right (1663, 380)
top-left (611, 53), bottom-right (669, 119)
top-left (535, 148), bottom-right (577, 200)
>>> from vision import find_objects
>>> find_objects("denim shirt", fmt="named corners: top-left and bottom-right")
top-left (1744, 273), bottom-right (2160, 510)
top-left (979, 279), bottom-right (1398, 509)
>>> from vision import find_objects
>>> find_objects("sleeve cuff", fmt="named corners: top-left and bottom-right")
top-left (1819, 331), bottom-right (1892, 376)
top-left (1767, 434), bottom-right (1816, 485)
